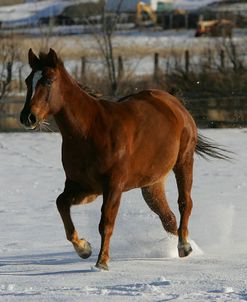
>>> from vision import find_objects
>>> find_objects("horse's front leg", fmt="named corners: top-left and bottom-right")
top-left (56, 181), bottom-right (97, 259)
top-left (96, 183), bottom-right (122, 270)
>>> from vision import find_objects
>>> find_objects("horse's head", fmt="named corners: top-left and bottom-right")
top-left (20, 48), bottom-right (62, 129)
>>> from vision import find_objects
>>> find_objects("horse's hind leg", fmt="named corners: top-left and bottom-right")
top-left (173, 153), bottom-right (194, 258)
top-left (56, 180), bottom-right (97, 259)
top-left (141, 182), bottom-right (178, 236)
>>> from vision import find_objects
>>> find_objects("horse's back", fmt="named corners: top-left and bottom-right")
top-left (98, 89), bottom-right (197, 188)
top-left (113, 89), bottom-right (197, 140)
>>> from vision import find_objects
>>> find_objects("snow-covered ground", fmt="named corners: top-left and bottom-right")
top-left (0, 0), bottom-right (98, 28)
top-left (106, 0), bottom-right (218, 12)
top-left (0, 129), bottom-right (247, 301)
top-left (0, 0), bottom-right (220, 28)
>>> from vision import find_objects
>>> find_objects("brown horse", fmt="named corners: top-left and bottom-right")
top-left (20, 49), bottom-right (229, 270)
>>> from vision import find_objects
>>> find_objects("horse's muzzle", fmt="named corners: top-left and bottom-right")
top-left (20, 110), bottom-right (38, 130)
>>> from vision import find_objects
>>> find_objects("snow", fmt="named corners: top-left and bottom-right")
top-left (0, 0), bottom-right (220, 28)
top-left (0, 129), bottom-right (247, 301)
top-left (174, 0), bottom-right (219, 11)
top-left (0, 0), bottom-right (66, 27)
top-left (106, 0), bottom-right (220, 12)
top-left (0, 0), bottom-right (98, 28)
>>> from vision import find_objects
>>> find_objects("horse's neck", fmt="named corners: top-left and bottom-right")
top-left (54, 68), bottom-right (98, 139)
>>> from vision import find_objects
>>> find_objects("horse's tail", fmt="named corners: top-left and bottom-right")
top-left (195, 133), bottom-right (233, 160)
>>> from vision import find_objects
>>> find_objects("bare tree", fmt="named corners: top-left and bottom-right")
top-left (0, 36), bottom-right (20, 100)
top-left (38, 19), bottom-right (54, 53)
top-left (216, 37), bottom-right (245, 73)
top-left (88, 0), bottom-right (124, 95)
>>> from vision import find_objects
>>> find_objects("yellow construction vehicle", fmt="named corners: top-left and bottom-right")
top-left (195, 19), bottom-right (233, 38)
top-left (136, 1), bottom-right (157, 27)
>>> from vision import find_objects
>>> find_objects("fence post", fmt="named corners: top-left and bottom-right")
top-left (231, 43), bottom-right (238, 71)
top-left (185, 12), bottom-right (189, 29)
top-left (18, 67), bottom-right (22, 93)
top-left (80, 56), bottom-right (86, 81)
top-left (153, 52), bottom-right (159, 80)
top-left (185, 50), bottom-right (190, 74)
top-left (207, 48), bottom-right (212, 70)
top-left (74, 65), bottom-right (78, 80)
top-left (169, 13), bottom-right (173, 29)
top-left (220, 50), bottom-right (225, 69)
top-left (118, 55), bottom-right (124, 80)
top-left (166, 59), bottom-right (170, 74)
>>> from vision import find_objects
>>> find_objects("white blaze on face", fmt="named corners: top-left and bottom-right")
top-left (31, 70), bottom-right (42, 99)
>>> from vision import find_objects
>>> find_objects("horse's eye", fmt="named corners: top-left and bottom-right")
top-left (46, 79), bottom-right (53, 86)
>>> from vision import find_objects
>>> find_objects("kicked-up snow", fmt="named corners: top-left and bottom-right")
top-left (0, 129), bottom-right (247, 301)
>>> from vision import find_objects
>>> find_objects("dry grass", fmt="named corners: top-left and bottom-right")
top-left (0, 0), bottom-right (23, 6)
top-left (1, 33), bottom-right (247, 97)
top-left (14, 34), bottom-right (214, 62)
top-left (17, 36), bottom-right (99, 61)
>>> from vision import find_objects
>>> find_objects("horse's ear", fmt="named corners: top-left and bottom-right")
top-left (47, 48), bottom-right (58, 67)
top-left (28, 48), bottom-right (39, 69)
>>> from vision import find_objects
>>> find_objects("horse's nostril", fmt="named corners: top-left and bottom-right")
top-left (28, 113), bottom-right (37, 125)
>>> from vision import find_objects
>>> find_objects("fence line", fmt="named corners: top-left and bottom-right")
top-left (73, 49), bottom-right (240, 81)
top-left (0, 95), bottom-right (247, 131)
top-left (186, 96), bottom-right (247, 127)
top-left (0, 48), bottom-right (243, 99)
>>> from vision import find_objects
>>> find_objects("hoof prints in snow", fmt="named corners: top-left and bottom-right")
top-left (184, 289), bottom-right (247, 302)
top-left (80, 277), bottom-right (171, 297)
top-left (0, 284), bottom-right (41, 297)
top-left (1, 283), bottom-right (247, 301)
top-left (0, 278), bottom-right (172, 298)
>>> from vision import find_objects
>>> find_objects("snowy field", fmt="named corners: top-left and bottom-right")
top-left (0, 0), bottom-right (218, 28)
top-left (8, 28), bottom-right (246, 82)
top-left (0, 129), bottom-right (247, 301)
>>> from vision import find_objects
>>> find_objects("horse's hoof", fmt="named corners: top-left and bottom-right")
top-left (73, 239), bottom-right (92, 259)
top-left (95, 261), bottom-right (109, 271)
top-left (178, 243), bottom-right (193, 258)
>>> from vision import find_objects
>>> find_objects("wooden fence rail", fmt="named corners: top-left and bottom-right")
top-left (0, 95), bottom-right (247, 131)
top-left (77, 50), bottom-right (233, 81)
top-left (186, 96), bottom-right (247, 128)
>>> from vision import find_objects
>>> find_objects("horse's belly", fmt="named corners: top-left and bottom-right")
top-left (124, 141), bottom-right (179, 189)
top-left (127, 156), bottom-right (176, 190)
